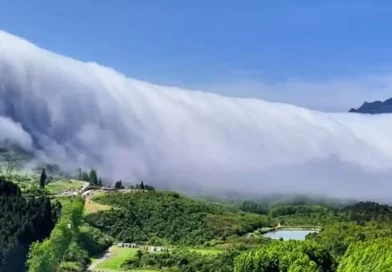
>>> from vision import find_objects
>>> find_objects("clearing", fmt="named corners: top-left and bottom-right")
top-left (189, 248), bottom-right (224, 255)
top-left (85, 199), bottom-right (112, 215)
top-left (95, 246), bottom-right (138, 270)
top-left (46, 179), bottom-right (85, 194)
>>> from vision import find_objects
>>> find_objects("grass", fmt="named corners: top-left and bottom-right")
top-left (189, 248), bottom-right (224, 255)
top-left (52, 196), bottom-right (72, 206)
top-left (46, 180), bottom-right (84, 194)
top-left (84, 199), bottom-right (112, 215)
top-left (92, 269), bottom-right (161, 272)
top-left (96, 246), bottom-right (139, 270)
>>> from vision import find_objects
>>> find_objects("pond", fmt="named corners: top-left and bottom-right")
top-left (263, 229), bottom-right (318, 241)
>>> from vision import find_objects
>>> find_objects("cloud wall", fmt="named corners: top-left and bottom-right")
top-left (1, 30), bottom-right (392, 199)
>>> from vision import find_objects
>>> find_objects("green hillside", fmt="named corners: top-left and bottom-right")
top-left (86, 191), bottom-right (270, 246)
top-left (3, 166), bottom-right (392, 271)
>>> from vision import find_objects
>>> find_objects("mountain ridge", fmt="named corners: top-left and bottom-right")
top-left (349, 97), bottom-right (392, 114)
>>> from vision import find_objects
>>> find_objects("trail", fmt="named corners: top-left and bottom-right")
top-left (88, 244), bottom-right (115, 271)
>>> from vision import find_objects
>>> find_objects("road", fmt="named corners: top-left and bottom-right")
top-left (88, 244), bottom-right (115, 271)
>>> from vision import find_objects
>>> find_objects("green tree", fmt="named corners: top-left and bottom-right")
top-left (39, 168), bottom-right (47, 189)
top-left (88, 169), bottom-right (98, 185)
top-left (234, 240), bottom-right (336, 272)
top-left (77, 168), bottom-right (82, 180)
top-left (27, 197), bottom-right (85, 272)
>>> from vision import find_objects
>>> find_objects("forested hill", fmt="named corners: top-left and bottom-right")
top-left (86, 191), bottom-right (270, 246)
top-left (0, 177), bottom-right (59, 272)
top-left (349, 97), bottom-right (392, 114)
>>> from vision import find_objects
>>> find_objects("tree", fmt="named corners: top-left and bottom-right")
top-left (77, 168), bottom-right (82, 180)
top-left (89, 169), bottom-right (98, 185)
top-left (234, 240), bottom-right (335, 272)
top-left (145, 184), bottom-right (155, 191)
top-left (115, 180), bottom-right (124, 189)
top-left (97, 178), bottom-right (103, 186)
top-left (82, 171), bottom-right (89, 182)
top-left (140, 181), bottom-right (145, 190)
top-left (0, 177), bottom-right (56, 271)
top-left (40, 168), bottom-right (47, 189)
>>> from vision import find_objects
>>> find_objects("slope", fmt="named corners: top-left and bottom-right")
top-left (85, 191), bottom-right (269, 245)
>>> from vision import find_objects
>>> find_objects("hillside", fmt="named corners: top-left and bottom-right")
top-left (3, 172), bottom-right (392, 271)
top-left (349, 97), bottom-right (392, 114)
top-left (86, 191), bottom-right (270, 246)
top-left (0, 177), bottom-right (58, 271)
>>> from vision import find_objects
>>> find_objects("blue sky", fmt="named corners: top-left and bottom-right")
top-left (2, 1), bottom-right (392, 110)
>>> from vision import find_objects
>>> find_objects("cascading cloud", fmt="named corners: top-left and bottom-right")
top-left (0, 30), bottom-right (392, 199)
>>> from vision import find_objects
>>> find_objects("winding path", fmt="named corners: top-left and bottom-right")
top-left (88, 245), bottom-right (115, 271)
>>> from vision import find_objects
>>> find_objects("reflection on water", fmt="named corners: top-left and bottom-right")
top-left (263, 230), bottom-right (317, 241)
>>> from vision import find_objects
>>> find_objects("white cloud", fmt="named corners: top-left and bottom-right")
top-left (1, 30), bottom-right (392, 200)
top-left (202, 75), bottom-right (392, 112)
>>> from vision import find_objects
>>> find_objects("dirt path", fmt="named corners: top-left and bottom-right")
top-left (88, 244), bottom-right (115, 271)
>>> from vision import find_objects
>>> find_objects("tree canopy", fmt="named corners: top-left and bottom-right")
top-left (0, 177), bottom-right (57, 272)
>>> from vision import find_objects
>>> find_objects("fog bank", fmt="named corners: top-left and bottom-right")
top-left (1, 30), bottom-right (392, 200)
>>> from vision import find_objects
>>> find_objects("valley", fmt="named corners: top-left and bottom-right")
top-left (2, 161), bottom-right (392, 271)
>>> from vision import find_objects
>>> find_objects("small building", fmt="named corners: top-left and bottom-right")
top-left (150, 246), bottom-right (166, 252)
top-left (118, 242), bottom-right (137, 248)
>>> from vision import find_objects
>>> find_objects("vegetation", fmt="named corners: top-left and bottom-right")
top-left (45, 179), bottom-right (84, 195)
top-left (0, 177), bottom-right (58, 272)
top-left (234, 240), bottom-right (336, 272)
top-left (86, 191), bottom-right (269, 245)
top-left (4, 149), bottom-right (392, 272)
top-left (26, 196), bottom-right (85, 272)
top-left (84, 198), bottom-right (112, 215)
top-left (122, 249), bottom-right (241, 272)
top-left (338, 238), bottom-right (392, 271)
top-left (97, 246), bottom-right (139, 270)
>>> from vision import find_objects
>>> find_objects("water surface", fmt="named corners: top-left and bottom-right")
top-left (263, 230), bottom-right (317, 241)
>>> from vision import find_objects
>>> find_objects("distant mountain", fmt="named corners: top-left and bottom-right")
top-left (349, 97), bottom-right (392, 114)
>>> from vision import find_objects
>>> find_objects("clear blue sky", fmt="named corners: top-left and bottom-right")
top-left (1, 1), bottom-right (392, 109)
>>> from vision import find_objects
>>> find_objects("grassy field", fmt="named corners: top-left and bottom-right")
top-left (84, 199), bottom-right (112, 215)
top-left (189, 248), bottom-right (225, 255)
top-left (96, 246), bottom-right (138, 270)
top-left (46, 180), bottom-right (84, 194)
top-left (53, 195), bottom-right (72, 206)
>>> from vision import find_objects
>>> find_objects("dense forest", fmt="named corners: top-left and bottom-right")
top-left (86, 191), bottom-right (269, 245)
top-left (27, 196), bottom-right (112, 272)
top-left (123, 249), bottom-right (241, 272)
top-left (0, 177), bottom-right (58, 272)
top-left (234, 240), bottom-right (336, 272)
top-left (4, 164), bottom-right (392, 271)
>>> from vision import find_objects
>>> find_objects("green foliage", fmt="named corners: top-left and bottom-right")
top-left (61, 241), bottom-right (90, 271)
top-left (89, 169), bottom-right (98, 185)
top-left (79, 225), bottom-right (114, 256)
top-left (0, 177), bottom-right (56, 272)
top-left (342, 201), bottom-right (392, 222)
top-left (268, 204), bottom-right (338, 226)
top-left (57, 261), bottom-right (84, 272)
top-left (234, 240), bottom-right (336, 272)
top-left (86, 191), bottom-right (269, 245)
top-left (39, 169), bottom-right (46, 189)
top-left (236, 200), bottom-right (268, 215)
top-left (308, 221), bottom-right (392, 258)
top-left (26, 197), bottom-right (85, 272)
top-left (122, 248), bottom-right (241, 272)
top-left (338, 238), bottom-right (392, 271)
top-left (114, 180), bottom-right (124, 189)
